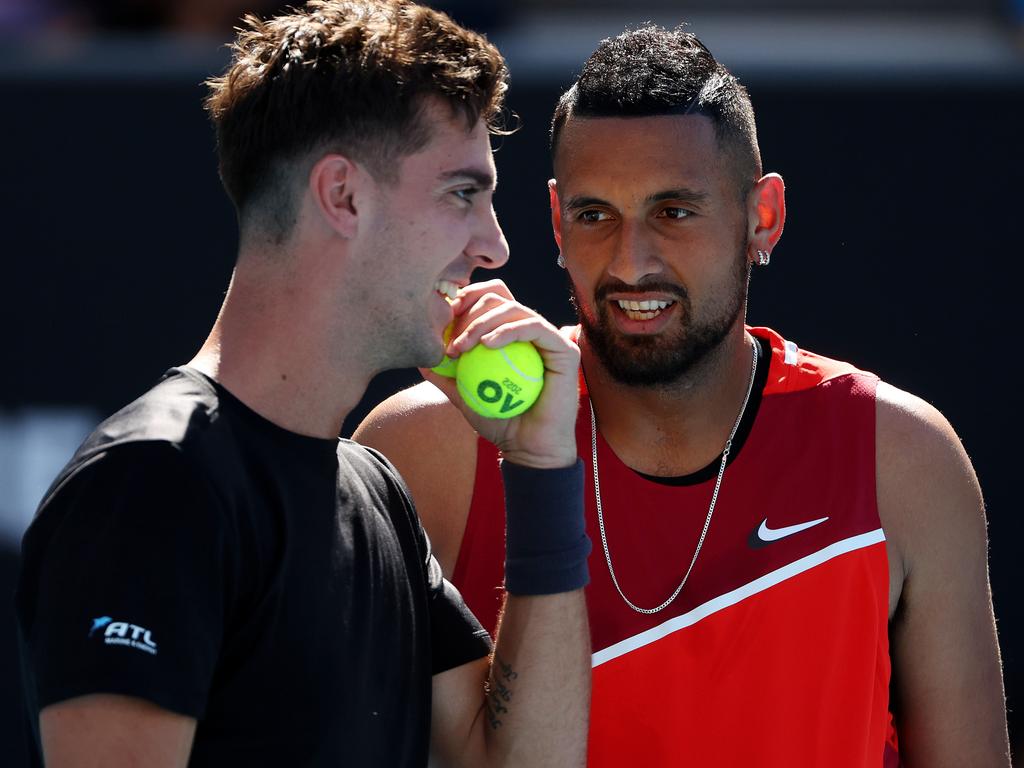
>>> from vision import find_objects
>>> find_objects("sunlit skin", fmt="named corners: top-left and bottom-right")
top-left (186, 100), bottom-right (510, 439)
top-left (357, 104), bottom-right (1012, 768)
top-left (549, 113), bottom-right (784, 475)
top-left (551, 115), bottom-right (757, 391)
top-left (353, 102), bottom-right (510, 374)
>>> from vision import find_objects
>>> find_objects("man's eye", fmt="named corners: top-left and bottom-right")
top-left (578, 210), bottom-right (609, 223)
top-left (453, 187), bottom-right (479, 203)
top-left (659, 207), bottom-right (691, 219)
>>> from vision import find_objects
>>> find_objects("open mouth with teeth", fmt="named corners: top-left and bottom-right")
top-left (435, 280), bottom-right (460, 302)
top-left (615, 298), bottom-right (675, 321)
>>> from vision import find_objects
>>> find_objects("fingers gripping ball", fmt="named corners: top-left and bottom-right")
top-left (431, 323), bottom-right (458, 378)
top-left (456, 342), bottom-right (544, 419)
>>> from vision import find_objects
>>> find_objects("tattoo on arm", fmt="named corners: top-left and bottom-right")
top-left (484, 653), bottom-right (518, 730)
top-left (497, 656), bottom-right (518, 682)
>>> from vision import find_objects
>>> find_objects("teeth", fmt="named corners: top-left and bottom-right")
top-left (614, 298), bottom-right (672, 321)
top-left (615, 299), bottom-right (671, 311)
top-left (435, 280), bottom-right (459, 301)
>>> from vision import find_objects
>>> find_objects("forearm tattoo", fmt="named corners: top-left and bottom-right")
top-left (484, 653), bottom-right (519, 730)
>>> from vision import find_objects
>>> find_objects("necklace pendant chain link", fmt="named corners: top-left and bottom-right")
top-left (591, 338), bottom-right (759, 615)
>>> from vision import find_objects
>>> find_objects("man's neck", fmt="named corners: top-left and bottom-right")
top-left (583, 328), bottom-right (758, 477)
top-left (188, 264), bottom-right (372, 441)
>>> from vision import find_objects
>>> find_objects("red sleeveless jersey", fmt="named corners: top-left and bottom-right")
top-left (453, 327), bottom-right (900, 766)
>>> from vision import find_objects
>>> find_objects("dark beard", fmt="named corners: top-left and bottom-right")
top-left (572, 256), bottom-right (749, 387)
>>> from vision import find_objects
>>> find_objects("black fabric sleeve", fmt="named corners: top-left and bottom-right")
top-left (359, 445), bottom-right (492, 676)
top-left (16, 442), bottom-right (230, 719)
top-left (427, 554), bottom-right (492, 675)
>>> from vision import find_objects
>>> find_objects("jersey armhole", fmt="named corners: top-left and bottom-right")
top-left (452, 436), bottom-right (501, 586)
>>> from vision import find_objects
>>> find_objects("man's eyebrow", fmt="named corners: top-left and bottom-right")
top-left (564, 189), bottom-right (709, 211)
top-left (440, 168), bottom-right (496, 190)
top-left (649, 188), bottom-right (709, 204)
top-left (564, 195), bottom-right (609, 211)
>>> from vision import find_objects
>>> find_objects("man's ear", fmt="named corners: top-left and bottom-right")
top-left (747, 173), bottom-right (786, 262)
top-left (548, 179), bottom-right (563, 251)
top-left (309, 154), bottom-right (364, 239)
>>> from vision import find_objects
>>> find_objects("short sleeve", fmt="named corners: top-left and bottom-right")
top-left (427, 554), bottom-right (492, 675)
top-left (16, 442), bottom-right (231, 719)
top-left (351, 444), bottom-right (491, 676)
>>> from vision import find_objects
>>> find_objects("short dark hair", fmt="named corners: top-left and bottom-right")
top-left (205, 0), bottom-right (509, 241)
top-left (550, 25), bottom-right (761, 191)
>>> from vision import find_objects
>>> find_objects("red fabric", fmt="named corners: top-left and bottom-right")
top-left (453, 327), bottom-right (899, 765)
top-left (454, 438), bottom-right (506, 635)
top-left (588, 546), bottom-right (890, 767)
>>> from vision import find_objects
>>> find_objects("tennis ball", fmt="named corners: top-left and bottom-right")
top-left (456, 341), bottom-right (545, 419)
top-left (431, 323), bottom-right (458, 378)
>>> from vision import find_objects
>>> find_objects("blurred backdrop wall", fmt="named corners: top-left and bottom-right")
top-left (2, 1), bottom-right (1023, 764)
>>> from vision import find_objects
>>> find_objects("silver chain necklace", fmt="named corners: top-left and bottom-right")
top-left (590, 339), bottom-right (759, 615)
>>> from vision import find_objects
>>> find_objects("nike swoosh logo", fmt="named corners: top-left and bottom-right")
top-left (748, 516), bottom-right (829, 548)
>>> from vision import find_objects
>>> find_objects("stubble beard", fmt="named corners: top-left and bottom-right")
top-left (573, 250), bottom-right (750, 388)
top-left (360, 218), bottom-right (447, 373)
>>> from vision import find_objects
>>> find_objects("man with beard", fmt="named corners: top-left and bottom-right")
top-left (355, 24), bottom-right (1010, 766)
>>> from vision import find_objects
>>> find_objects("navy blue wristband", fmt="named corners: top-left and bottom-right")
top-left (502, 459), bottom-right (591, 596)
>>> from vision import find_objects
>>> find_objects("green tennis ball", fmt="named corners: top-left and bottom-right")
top-left (431, 323), bottom-right (458, 378)
top-left (456, 341), bottom-right (544, 419)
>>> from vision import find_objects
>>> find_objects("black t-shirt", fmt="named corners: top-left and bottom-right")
top-left (16, 368), bottom-right (491, 766)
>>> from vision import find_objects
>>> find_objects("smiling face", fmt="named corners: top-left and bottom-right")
top-left (551, 114), bottom-right (754, 386)
top-left (358, 100), bottom-right (509, 371)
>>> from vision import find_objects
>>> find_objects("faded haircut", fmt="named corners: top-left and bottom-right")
top-left (551, 24), bottom-right (761, 193)
top-left (205, 0), bottom-right (509, 242)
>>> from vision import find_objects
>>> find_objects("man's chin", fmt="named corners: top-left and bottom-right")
top-left (587, 332), bottom-right (691, 386)
top-left (599, 356), bottom-right (690, 387)
top-left (585, 315), bottom-right (743, 386)
top-left (595, 324), bottom-right (684, 355)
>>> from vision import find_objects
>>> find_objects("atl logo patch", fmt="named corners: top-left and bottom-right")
top-left (88, 616), bottom-right (158, 655)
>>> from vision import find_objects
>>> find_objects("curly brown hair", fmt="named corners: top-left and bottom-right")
top-left (205, 0), bottom-right (509, 240)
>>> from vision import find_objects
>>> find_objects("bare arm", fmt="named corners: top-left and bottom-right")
top-left (877, 382), bottom-right (1010, 766)
top-left (358, 389), bottom-right (591, 768)
top-left (431, 591), bottom-right (590, 767)
top-left (40, 694), bottom-right (196, 768)
top-left (362, 280), bottom-right (591, 767)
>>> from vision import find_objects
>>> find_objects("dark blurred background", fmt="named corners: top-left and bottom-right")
top-left (2, 0), bottom-right (1023, 764)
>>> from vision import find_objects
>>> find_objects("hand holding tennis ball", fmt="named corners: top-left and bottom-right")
top-left (424, 279), bottom-right (578, 467)
top-left (432, 322), bottom-right (544, 419)
top-left (455, 341), bottom-right (544, 419)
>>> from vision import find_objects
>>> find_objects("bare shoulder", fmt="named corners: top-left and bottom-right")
top-left (354, 381), bottom-right (474, 449)
top-left (875, 381), bottom-right (973, 464)
top-left (876, 381), bottom-right (986, 582)
top-left (353, 381), bottom-right (479, 478)
top-left (353, 381), bottom-right (480, 575)
top-left (875, 382), bottom-right (985, 521)
top-left (876, 388), bottom-right (1008, 763)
